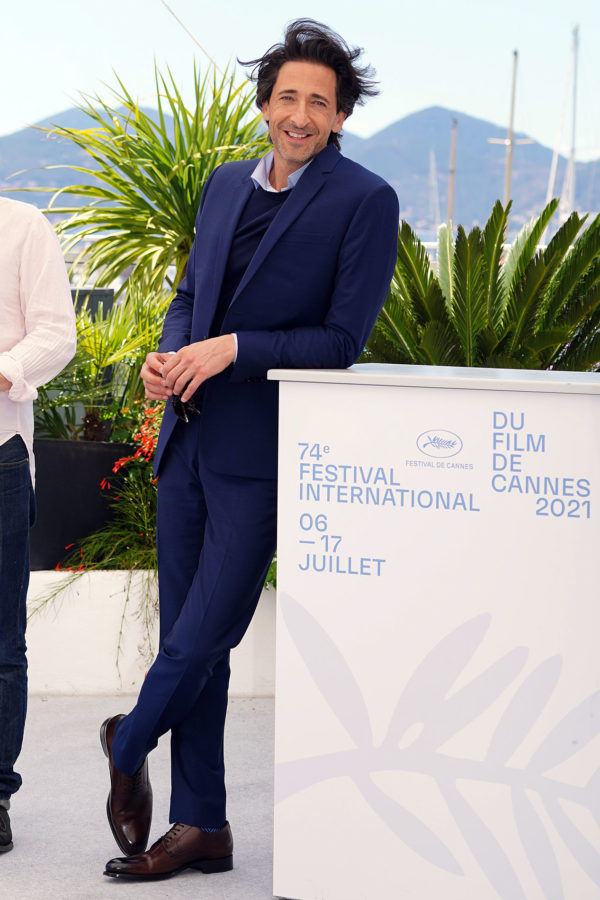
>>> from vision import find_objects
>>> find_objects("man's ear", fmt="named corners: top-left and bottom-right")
top-left (332, 111), bottom-right (347, 134)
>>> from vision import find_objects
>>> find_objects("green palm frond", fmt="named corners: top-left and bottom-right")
top-left (552, 297), bottom-right (600, 370)
top-left (500, 199), bottom-right (559, 299)
top-left (481, 199), bottom-right (510, 330)
top-left (484, 354), bottom-right (529, 370)
top-left (30, 63), bottom-right (268, 294)
top-left (358, 202), bottom-right (600, 373)
top-left (555, 279), bottom-right (600, 340)
top-left (554, 327), bottom-right (600, 371)
top-left (450, 225), bottom-right (487, 365)
top-left (396, 222), bottom-right (446, 323)
top-left (477, 325), bottom-right (503, 360)
top-left (504, 214), bottom-right (582, 354)
top-left (418, 321), bottom-right (463, 366)
top-left (505, 251), bottom-right (549, 355)
top-left (537, 214), bottom-right (599, 330)
top-left (370, 287), bottom-right (422, 363)
top-left (35, 285), bottom-right (171, 437)
top-left (524, 326), bottom-right (573, 355)
top-left (437, 222), bottom-right (454, 312)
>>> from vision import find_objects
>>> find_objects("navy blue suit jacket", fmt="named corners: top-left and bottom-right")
top-left (154, 144), bottom-right (399, 480)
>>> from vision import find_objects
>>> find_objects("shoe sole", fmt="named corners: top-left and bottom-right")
top-left (0, 842), bottom-right (13, 853)
top-left (100, 716), bottom-right (148, 857)
top-left (103, 855), bottom-right (234, 880)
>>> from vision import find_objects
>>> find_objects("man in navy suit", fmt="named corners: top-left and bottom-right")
top-left (101, 19), bottom-right (399, 881)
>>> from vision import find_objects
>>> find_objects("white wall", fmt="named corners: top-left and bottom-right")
top-left (26, 571), bottom-right (276, 696)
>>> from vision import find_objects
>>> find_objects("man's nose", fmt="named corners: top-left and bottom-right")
top-left (290, 99), bottom-right (310, 127)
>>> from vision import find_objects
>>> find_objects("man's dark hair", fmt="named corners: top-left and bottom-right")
top-left (239, 19), bottom-right (378, 150)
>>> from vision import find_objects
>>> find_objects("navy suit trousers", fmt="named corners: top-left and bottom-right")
top-left (112, 417), bottom-right (277, 826)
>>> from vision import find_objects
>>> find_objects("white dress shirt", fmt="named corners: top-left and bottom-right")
top-left (0, 198), bottom-right (77, 478)
top-left (250, 150), bottom-right (311, 192)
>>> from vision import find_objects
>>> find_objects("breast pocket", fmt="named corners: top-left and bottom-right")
top-left (277, 231), bottom-right (332, 245)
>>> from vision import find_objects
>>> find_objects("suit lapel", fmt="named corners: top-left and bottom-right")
top-left (205, 171), bottom-right (254, 315)
top-left (230, 145), bottom-right (341, 304)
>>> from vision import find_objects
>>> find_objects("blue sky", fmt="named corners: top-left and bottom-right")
top-left (3, 0), bottom-right (599, 160)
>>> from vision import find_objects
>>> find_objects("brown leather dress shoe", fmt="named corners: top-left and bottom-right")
top-left (103, 822), bottom-right (234, 880)
top-left (100, 714), bottom-right (152, 856)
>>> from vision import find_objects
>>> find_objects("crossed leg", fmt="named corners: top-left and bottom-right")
top-left (111, 418), bottom-right (277, 827)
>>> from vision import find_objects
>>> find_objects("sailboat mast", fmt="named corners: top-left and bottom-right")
top-left (570, 25), bottom-right (579, 192)
top-left (447, 118), bottom-right (457, 224)
top-left (504, 50), bottom-right (518, 206)
top-left (559, 25), bottom-right (579, 221)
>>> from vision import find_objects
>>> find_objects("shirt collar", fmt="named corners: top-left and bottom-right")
top-left (250, 150), bottom-right (311, 193)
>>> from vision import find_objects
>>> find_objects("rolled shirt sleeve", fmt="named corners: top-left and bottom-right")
top-left (0, 206), bottom-right (76, 400)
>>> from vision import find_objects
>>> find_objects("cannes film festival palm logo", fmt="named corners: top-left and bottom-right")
top-left (276, 594), bottom-right (600, 899)
top-left (417, 429), bottom-right (463, 458)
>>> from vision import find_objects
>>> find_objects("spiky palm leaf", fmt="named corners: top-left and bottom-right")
top-left (481, 199), bottom-right (510, 330)
top-left (367, 200), bottom-right (600, 373)
top-left (395, 223), bottom-right (446, 323)
top-left (437, 222), bottom-right (455, 312)
top-left (505, 214), bottom-right (585, 356)
top-left (26, 64), bottom-right (268, 294)
top-left (537, 214), bottom-right (600, 331)
top-left (450, 225), bottom-right (487, 365)
top-left (376, 289), bottom-right (421, 363)
top-left (554, 306), bottom-right (600, 371)
top-left (35, 285), bottom-right (171, 439)
top-left (418, 322), bottom-right (463, 366)
top-left (500, 199), bottom-right (559, 300)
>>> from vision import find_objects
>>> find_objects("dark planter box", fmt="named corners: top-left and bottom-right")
top-left (71, 288), bottom-right (114, 318)
top-left (30, 439), bottom-right (134, 571)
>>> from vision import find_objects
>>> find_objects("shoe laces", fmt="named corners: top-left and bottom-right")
top-left (129, 767), bottom-right (145, 794)
top-left (163, 822), bottom-right (186, 845)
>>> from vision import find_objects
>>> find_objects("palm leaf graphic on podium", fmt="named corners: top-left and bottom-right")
top-left (422, 435), bottom-right (457, 451)
top-left (276, 594), bottom-right (600, 898)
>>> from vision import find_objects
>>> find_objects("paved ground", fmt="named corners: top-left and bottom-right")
top-left (2, 695), bottom-right (276, 899)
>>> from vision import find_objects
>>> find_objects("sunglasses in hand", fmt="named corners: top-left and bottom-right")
top-left (171, 393), bottom-right (202, 423)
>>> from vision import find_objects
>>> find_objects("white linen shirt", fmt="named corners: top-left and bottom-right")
top-left (0, 198), bottom-right (77, 477)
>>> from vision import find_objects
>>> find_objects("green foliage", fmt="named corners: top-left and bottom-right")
top-left (28, 61), bottom-right (277, 658)
top-left (32, 63), bottom-right (269, 293)
top-left (57, 401), bottom-right (277, 594)
top-left (35, 283), bottom-right (171, 440)
top-left (365, 200), bottom-right (600, 372)
top-left (60, 404), bottom-right (162, 572)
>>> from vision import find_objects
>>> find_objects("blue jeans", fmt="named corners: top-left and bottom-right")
top-left (0, 435), bottom-right (35, 800)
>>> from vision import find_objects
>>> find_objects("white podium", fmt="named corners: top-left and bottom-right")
top-left (269, 363), bottom-right (600, 900)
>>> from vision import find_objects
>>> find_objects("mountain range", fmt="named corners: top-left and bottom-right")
top-left (1, 105), bottom-right (598, 240)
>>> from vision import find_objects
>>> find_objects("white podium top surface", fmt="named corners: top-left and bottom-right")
top-left (268, 362), bottom-right (600, 395)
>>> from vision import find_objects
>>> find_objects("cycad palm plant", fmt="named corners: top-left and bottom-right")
top-left (366, 199), bottom-right (600, 371)
top-left (36, 64), bottom-right (269, 293)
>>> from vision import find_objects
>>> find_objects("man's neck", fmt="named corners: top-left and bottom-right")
top-left (269, 160), bottom-right (301, 192)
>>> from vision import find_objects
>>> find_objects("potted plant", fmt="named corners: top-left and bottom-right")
top-left (363, 199), bottom-right (600, 371)
top-left (30, 282), bottom-right (170, 569)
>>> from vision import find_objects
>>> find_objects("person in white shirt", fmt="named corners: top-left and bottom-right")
top-left (0, 197), bottom-right (76, 852)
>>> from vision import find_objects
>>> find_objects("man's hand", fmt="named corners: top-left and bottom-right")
top-left (0, 373), bottom-right (12, 393)
top-left (141, 352), bottom-right (175, 400)
top-left (161, 335), bottom-right (236, 402)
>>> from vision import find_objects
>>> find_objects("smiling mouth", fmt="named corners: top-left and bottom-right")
top-left (284, 130), bottom-right (313, 140)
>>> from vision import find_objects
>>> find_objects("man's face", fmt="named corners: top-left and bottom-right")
top-left (261, 61), bottom-right (346, 180)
